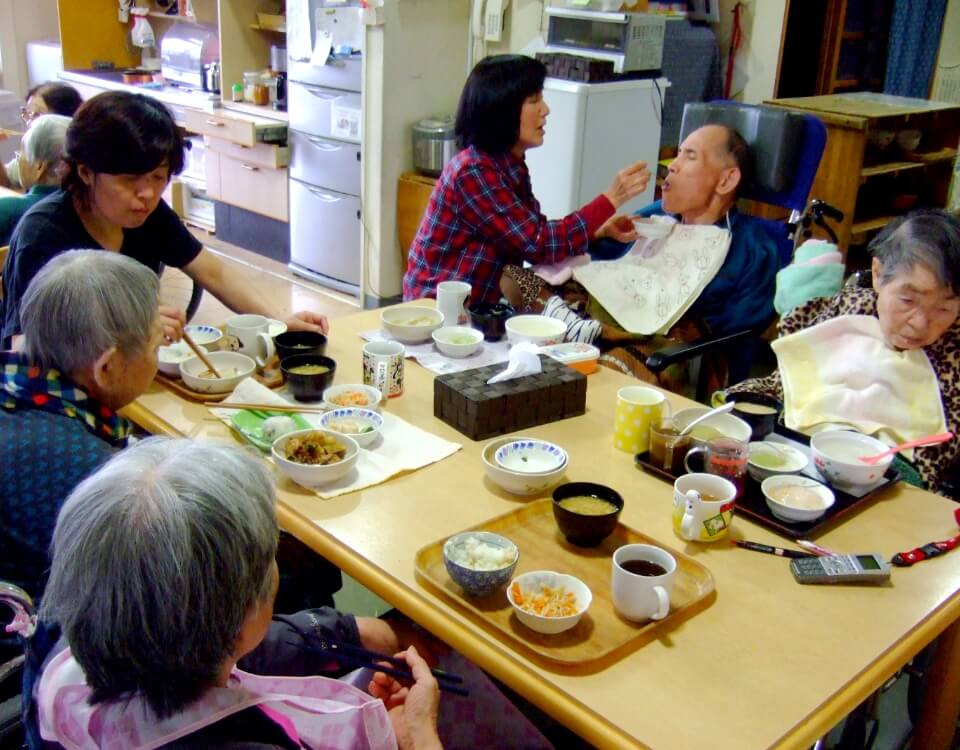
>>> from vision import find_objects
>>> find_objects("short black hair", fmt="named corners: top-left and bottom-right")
top-left (454, 55), bottom-right (546, 155)
top-left (26, 82), bottom-right (83, 117)
top-left (717, 125), bottom-right (754, 198)
top-left (63, 91), bottom-right (185, 201)
top-left (870, 208), bottom-right (960, 296)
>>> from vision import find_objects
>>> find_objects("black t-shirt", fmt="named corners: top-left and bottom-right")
top-left (0, 189), bottom-right (202, 345)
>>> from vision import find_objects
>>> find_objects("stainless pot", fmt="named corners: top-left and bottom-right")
top-left (412, 117), bottom-right (456, 177)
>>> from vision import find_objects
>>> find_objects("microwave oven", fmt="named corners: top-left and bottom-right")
top-left (543, 8), bottom-right (665, 74)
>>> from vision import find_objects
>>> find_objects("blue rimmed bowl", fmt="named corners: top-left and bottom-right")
top-left (319, 408), bottom-right (384, 448)
top-left (494, 439), bottom-right (567, 474)
top-left (443, 531), bottom-right (519, 597)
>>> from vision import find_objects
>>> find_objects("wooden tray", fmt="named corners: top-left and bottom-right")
top-left (155, 369), bottom-right (283, 403)
top-left (634, 425), bottom-right (901, 540)
top-left (414, 499), bottom-right (716, 667)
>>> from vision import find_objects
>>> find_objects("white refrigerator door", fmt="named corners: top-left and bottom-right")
top-left (527, 78), bottom-right (667, 220)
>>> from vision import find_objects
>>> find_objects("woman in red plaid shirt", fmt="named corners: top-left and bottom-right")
top-left (403, 55), bottom-right (649, 307)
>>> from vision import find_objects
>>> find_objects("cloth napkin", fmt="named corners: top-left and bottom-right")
top-left (210, 378), bottom-right (461, 499)
top-left (773, 314), bottom-right (947, 449)
top-left (572, 223), bottom-right (731, 335)
top-left (774, 239), bottom-right (845, 315)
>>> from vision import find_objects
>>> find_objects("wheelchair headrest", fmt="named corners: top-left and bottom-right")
top-left (679, 102), bottom-right (809, 197)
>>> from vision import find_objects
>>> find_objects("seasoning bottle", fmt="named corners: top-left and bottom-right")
top-left (231, 83), bottom-right (243, 103)
top-left (243, 71), bottom-right (261, 103)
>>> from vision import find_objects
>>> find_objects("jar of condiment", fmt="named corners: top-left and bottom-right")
top-left (252, 82), bottom-right (270, 106)
top-left (231, 83), bottom-right (243, 103)
top-left (263, 73), bottom-right (279, 105)
top-left (243, 71), bottom-right (260, 103)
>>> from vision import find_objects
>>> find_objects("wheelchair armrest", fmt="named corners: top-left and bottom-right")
top-left (644, 328), bottom-right (760, 374)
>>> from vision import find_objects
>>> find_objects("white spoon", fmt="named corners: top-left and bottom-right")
top-left (678, 402), bottom-right (736, 437)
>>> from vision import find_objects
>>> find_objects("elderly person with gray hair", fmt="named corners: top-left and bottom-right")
top-left (0, 249), bottom-right (162, 600)
top-left (0, 114), bottom-right (71, 244)
top-left (727, 209), bottom-right (960, 495)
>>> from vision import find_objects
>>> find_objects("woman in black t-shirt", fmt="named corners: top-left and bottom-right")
top-left (1, 91), bottom-right (328, 346)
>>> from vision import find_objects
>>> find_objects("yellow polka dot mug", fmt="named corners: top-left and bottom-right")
top-left (614, 386), bottom-right (671, 454)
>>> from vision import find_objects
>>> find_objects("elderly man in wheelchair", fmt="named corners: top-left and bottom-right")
top-left (501, 119), bottom-right (784, 395)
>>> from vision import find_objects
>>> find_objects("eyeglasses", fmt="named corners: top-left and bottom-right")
top-left (19, 107), bottom-right (32, 125)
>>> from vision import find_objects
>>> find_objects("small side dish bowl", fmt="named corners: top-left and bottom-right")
top-left (158, 341), bottom-right (195, 376)
top-left (505, 315), bottom-right (567, 346)
top-left (761, 475), bottom-right (835, 523)
top-left (319, 408), bottom-right (383, 448)
top-left (482, 437), bottom-right (567, 496)
top-left (442, 531), bottom-right (519, 597)
top-left (381, 307), bottom-right (444, 343)
top-left (552, 482), bottom-right (623, 547)
top-left (322, 383), bottom-right (383, 411)
top-left (281, 354), bottom-right (337, 402)
top-left (674, 406), bottom-right (752, 446)
top-left (747, 442), bottom-right (809, 482)
top-left (810, 430), bottom-right (894, 488)
top-left (184, 324), bottom-right (224, 351)
top-left (432, 326), bottom-right (484, 358)
top-left (632, 216), bottom-right (674, 239)
top-left (507, 570), bottom-right (592, 635)
top-left (494, 439), bottom-right (567, 474)
top-left (467, 302), bottom-right (515, 342)
top-left (179, 351), bottom-right (256, 394)
top-left (271, 428), bottom-right (360, 488)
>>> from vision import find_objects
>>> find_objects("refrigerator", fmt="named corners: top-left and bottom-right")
top-left (526, 77), bottom-right (670, 219)
top-left (287, 0), bottom-right (364, 296)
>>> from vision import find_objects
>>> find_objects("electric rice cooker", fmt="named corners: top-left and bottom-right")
top-left (412, 116), bottom-right (456, 177)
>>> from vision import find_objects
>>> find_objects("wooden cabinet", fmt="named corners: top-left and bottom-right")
top-left (766, 93), bottom-right (960, 259)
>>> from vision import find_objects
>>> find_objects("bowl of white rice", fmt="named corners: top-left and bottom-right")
top-left (443, 531), bottom-right (519, 597)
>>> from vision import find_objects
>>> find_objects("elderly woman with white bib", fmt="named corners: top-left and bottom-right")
top-left (727, 209), bottom-right (960, 495)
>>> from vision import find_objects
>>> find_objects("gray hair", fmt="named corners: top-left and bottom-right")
top-left (21, 250), bottom-right (160, 373)
top-left (871, 209), bottom-right (960, 295)
top-left (39, 437), bottom-right (279, 719)
top-left (21, 114), bottom-right (71, 166)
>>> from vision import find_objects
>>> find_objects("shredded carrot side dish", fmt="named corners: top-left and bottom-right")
top-left (510, 581), bottom-right (578, 617)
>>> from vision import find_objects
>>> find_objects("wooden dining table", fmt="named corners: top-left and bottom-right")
top-left (125, 302), bottom-right (960, 750)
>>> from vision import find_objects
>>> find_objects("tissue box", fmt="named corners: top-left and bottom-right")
top-left (433, 355), bottom-right (587, 441)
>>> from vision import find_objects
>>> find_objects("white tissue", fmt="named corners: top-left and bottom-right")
top-left (486, 343), bottom-right (542, 384)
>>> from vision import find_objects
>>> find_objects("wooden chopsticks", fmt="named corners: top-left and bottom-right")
top-left (182, 330), bottom-right (222, 378)
top-left (204, 401), bottom-right (329, 414)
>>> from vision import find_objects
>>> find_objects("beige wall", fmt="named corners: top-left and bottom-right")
top-left (713, 0), bottom-right (787, 103)
top-left (932, 0), bottom-right (960, 102)
top-left (0, 0), bottom-right (60, 97)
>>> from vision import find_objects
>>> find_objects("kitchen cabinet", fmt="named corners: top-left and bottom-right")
top-left (766, 93), bottom-right (960, 259)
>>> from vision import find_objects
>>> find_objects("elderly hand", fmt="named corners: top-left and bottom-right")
top-left (369, 646), bottom-right (442, 750)
top-left (286, 310), bottom-right (330, 335)
top-left (594, 214), bottom-right (640, 243)
top-left (357, 617), bottom-right (446, 669)
top-left (159, 305), bottom-right (186, 343)
top-left (603, 161), bottom-right (651, 209)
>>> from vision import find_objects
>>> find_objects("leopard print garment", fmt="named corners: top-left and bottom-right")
top-left (727, 285), bottom-right (960, 496)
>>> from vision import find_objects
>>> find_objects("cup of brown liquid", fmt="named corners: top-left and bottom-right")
top-left (649, 417), bottom-right (692, 474)
top-left (611, 543), bottom-right (677, 622)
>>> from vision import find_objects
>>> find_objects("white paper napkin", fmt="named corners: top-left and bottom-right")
top-left (486, 342), bottom-right (542, 384)
top-left (359, 329), bottom-right (512, 375)
top-left (210, 378), bottom-right (461, 499)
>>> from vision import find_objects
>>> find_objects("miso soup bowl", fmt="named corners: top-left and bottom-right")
top-left (281, 354), bottom-right (337, 402)
top-left (552, 482), bottom-right (623, 547)
top-left (810, 430), bottom-right (893, 489)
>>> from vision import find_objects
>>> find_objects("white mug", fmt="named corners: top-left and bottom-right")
top-left (611, 544), bottom-right (677, 622)
top-left (436, 280), bottom-right (471, 327)
top-left (256, 333), bottom-right (276, 369)
top-left (226, 314), bottom-right (268, 356)
top-left (363, 340), bottom-right (405, 398)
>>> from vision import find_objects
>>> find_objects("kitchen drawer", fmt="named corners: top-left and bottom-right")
top-left (288, 81), bottom-right (362, 143)
top-left (210, 152), bottom-right (288, 222)
top-left (290, 179), bottom-right (361, 287)
top-left (183, 109), bottom-right (286, 148)
top-left (289, 131), bottom-right (361, 195)
top-left (205, 137), bottom-right (290, 169)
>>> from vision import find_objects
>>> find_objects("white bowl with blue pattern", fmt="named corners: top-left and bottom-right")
top-left (184, 324), bottom-right (224, 350)
top-left (494, 439), bottom-right (567, 474)
top-left (319, 408), bottom-right (384, 448)
top-left (443, 531), bottom-right (519, 597)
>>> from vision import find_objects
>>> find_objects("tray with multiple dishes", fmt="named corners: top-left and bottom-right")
top-left (414, 498), bottom-right (715, 666)
top-left (635, 424), bottom-right (901, 539)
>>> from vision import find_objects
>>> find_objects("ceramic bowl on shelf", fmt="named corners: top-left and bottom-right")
top-left (271, 429), bottom-right (360, 488)
top-left (179, 351), bottom-right (256, 394)
top-left (507, 570), bottom-right (592, 635)
top-left (896, 128), bottom-right (922, 153)
top-left (442, 531), bottom-right (519, 597)
top-left (761, 475), bottom-right (835, 523)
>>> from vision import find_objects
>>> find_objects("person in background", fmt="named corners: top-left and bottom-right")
top-left (0, 82), bottom-right (82, 189)
top-left (403, 54), bottom-right (649, 306)
top-left (0, 114), bottom-right (71, 245)
top-left (0, 251), bottom-right (161, 602)
top-left (727, 210), bottom-right (960, 495)
top-left (1, 91), bottom-right (328, 348)
top-left (502, 124), bottom-right (781, 388)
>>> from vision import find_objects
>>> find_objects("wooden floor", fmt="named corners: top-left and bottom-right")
top-left (160, 229), bottom-right (362, 328)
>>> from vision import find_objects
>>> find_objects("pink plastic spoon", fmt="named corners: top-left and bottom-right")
top-left (858, 432), bottom-right (954, 465)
